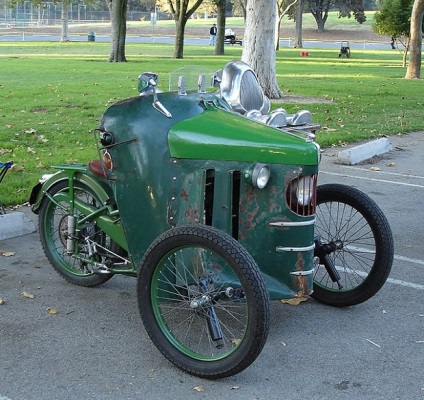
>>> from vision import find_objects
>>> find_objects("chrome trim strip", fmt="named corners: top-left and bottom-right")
top-left (290, 269), bottom-right (314, 276)
top-left (269, 219), bottom-right (316, 227)
top-left (276, 244), bottom-right (315, 252)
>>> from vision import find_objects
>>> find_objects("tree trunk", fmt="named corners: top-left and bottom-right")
top-left (276, 16), bottom-right (281, 51)
top-left (108, 0), bottom-right (128, 62)
top-left (294, 0), bottom-right (304, 48)
top-left (405, 0), bottom-right (424, 79)
top-left (242, 0), bottom-right (283, 99)
top-left (173, 15), bottom-right (187, 59)
top-left (402, 37), bottom-right (410, 68)
top-left (60, 0), bottom-right (69, 42)
top-left (314, 12), bottom-right (326, 32)
top-left (215, 0), bottom-right (226, 55)
top-left (238, 0), bottom-right (247, 21)
top-left (168, 0), bottom-right (204, 59)
top-left (276, 0), bottom-right (298, 50)
top-left (309, 0), bottom-right (330, 32)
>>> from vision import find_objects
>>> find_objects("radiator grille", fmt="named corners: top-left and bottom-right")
top-left (286, 174), bottom-right (318, 216)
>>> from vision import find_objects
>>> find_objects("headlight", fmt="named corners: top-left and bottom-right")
top-left (249, 163), bottom-right (270, 189)
top-left (100, 131), bottom-right (115, 146)
top-left (287, 174), bottom-right (317, 216)
top-left (296, 176), bottom-right (315, 206)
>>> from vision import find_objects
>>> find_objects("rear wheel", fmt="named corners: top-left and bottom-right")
top-left (39, 180), bottom-right (114, 287)
top-left (137, 225), bottom-right (270, 379)
top-left (313, 184), bottom-right (393, 307)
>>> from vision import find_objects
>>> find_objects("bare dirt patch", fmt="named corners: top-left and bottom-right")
top-left (279, 95), bottom-right (333, 104)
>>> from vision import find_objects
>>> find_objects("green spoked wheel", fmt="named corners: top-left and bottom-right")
top-left (137, 225), bottom-right (270, 379)
top-left (313, 184), bottom-right (394, 307)
top-left (39, 180), bottom-right (114, 287)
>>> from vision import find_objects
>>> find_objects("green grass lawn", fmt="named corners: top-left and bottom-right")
top-left (0, 41), bottom-right (422, 206)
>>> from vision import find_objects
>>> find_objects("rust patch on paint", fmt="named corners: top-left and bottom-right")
top-left (180, 188), bottom-right (189, 201)
top-left (184, 205), bottom-right (199, 223)
top-left (293, 252), bottom-right (309, 297)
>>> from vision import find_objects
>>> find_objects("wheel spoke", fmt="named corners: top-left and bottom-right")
top-left (152, 246), bottom-right (248, 358)
top-left (312, 184), bottom-right (393, 306)
top-left (138, 225), bottom-right (270, 378)
top-left (39, 181), bottom-right (116, 287)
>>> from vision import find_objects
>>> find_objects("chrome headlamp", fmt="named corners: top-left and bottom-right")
top-left (296, 176), bottom-right (315, 206)
top-left (245, 163), bottom-right (271, 189)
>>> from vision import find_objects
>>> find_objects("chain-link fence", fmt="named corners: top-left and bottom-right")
top-left (0, 2), bottom-right (173, 27)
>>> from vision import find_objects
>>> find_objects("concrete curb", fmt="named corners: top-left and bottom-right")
top-left (336, 137), bottom-right (393, 165)
top-left (0, 211), bottom-right (36, 240)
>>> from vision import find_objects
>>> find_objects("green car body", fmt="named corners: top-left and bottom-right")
top-left (32, 90), bottom-right (320, 300)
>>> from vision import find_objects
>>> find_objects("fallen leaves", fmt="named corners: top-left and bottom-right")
top-left (193, 385), bottom-right (242, 393)
top-left (0, 251), bottom-right (15, 257)
top-left (0, 297), bottom-right (5, 305)
top-left (46, 307), bottom-right (59, 315)
top-left (0, 148), bottom-right (12, 155)
top-left (10, 164), bottom-right (24, 172)
top-left (23, 128), bottom-right (37, 135)
top-left (280, 297), bottom-right (308, 306)
top-left (21, 291), bottom-right (35, 299)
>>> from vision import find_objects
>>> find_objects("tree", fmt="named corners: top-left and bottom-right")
top-left (276, 0), bottom-right (298, 50)
top-left (60, 0), bottom-right (70, 42)
top-left (242, 0), bottom-right (283, 98)
top-left (158, 0), bottom-right (205, 58)
top-left (213, 0), bottom-right (227, 55)
top-left (294, 0), bottom-right (304, 48)
top-left (405, 0), bottom-right (424, 78)
top-left (306, 0), bottom-right (366, 32)
top-left (108, 0), bottom-right (128, 62)
top-left (233, 0), bottom-right (247, 19)
top-left (373, 0), bottom-right (414, 67)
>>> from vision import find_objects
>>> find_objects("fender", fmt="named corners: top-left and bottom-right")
top-left (30, 164), bottom-right (114, 214)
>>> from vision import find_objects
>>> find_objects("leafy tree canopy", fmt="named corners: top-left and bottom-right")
top-left (372, 0), bottom-right (413, 37)
top-left (290, 0), bottom-right (367, 31)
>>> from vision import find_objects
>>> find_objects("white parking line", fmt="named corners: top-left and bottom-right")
top-left (320, 170), bottom-right (424, 189)
top-left (394, 254), bottom-right (424, 266)
top-left (385, 277), bottom-right (424, 290)
top-left (337, 247), bottom-right (424, 290)
top-left (350, 246), bottom-right (424, 267)
top-left (339, 166), bottom-right (424, 180)
top-left (337, 265), bottom-right (424, 291)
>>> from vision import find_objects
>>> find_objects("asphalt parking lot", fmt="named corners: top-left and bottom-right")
top-left (1, 132), bottom-right (423, 400)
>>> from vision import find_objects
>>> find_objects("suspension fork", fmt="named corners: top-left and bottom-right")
top-left (198, 278), bottom-right (224, 349)
top-left (43, 170), bottom-right (103, 254)
top-left (314, 237), bottom-right (344, 289)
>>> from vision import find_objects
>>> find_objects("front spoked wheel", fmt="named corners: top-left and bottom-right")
top-left (313, 184), bottom-right (394, 307)
top-left (137, 225), bottom-right (270, 379)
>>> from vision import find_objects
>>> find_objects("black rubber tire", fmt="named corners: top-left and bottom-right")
top-left (312, 183), bottom-right (394, 307)
top-left (137, 225), bottom-right (270, 379)
top-left (39, 180), bottom-right (114, 287)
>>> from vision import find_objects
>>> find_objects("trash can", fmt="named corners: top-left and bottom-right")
top-left (88, 32), bottom-right (95, 42)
